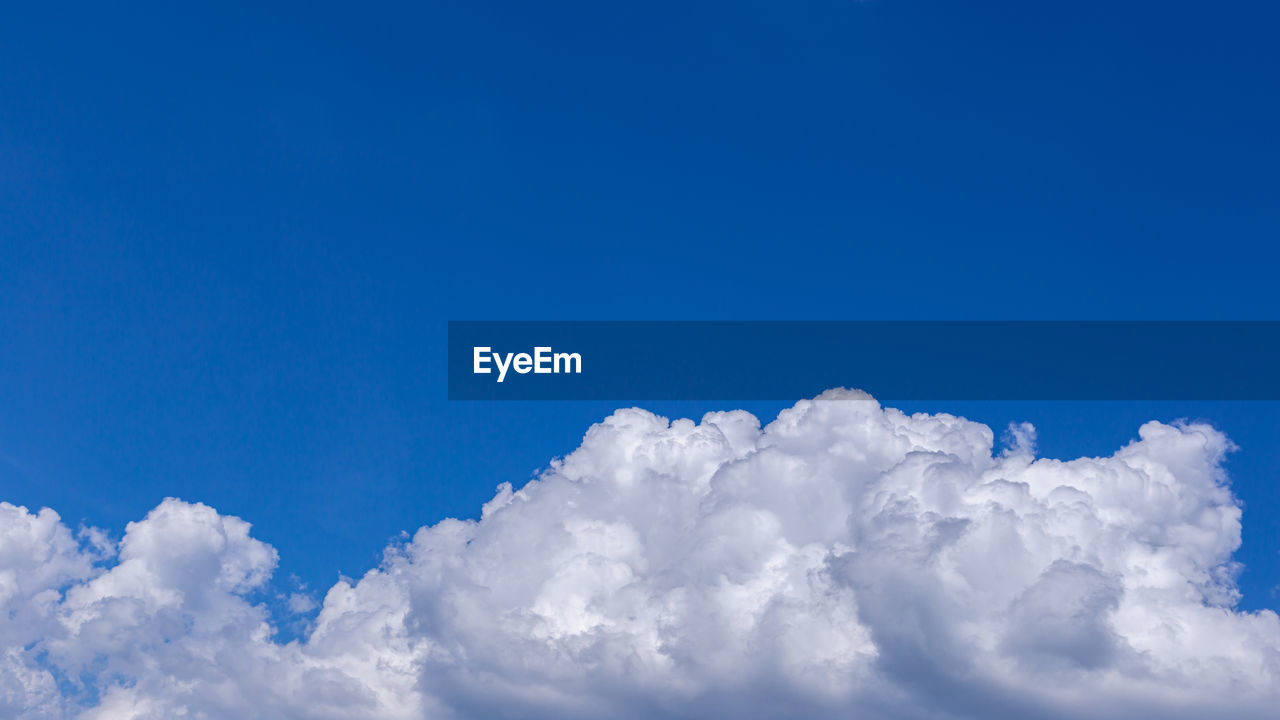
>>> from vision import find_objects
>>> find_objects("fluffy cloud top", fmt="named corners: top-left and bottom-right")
top-left (2, 390), bottom-right (1278, 718)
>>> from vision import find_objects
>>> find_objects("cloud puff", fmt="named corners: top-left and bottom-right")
top-left (2, 390), bottom-right (1278, 718)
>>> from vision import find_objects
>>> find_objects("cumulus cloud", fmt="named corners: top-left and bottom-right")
top-left (1, 389), bottom-right (1278, 718)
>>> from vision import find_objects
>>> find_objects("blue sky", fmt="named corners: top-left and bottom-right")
top-left (3, 0), bottom-right (1280, 619)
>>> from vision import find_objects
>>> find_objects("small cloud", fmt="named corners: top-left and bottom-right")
top-left (286, 592), bottom-right (317, 614)
top-left (1002, 420), bottom-right (1038, 456)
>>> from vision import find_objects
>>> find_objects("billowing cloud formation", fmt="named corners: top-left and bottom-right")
top-left (2, 390), bottom-right (1278, 718)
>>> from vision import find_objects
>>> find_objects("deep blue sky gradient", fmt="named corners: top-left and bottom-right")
top-left (2, 1), bottom-right (1279, 610)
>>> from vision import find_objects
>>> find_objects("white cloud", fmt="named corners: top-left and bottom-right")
top-left (1, 389), bottom-right (1278, 718)
top-left (288, 592), bottom-right (318, 614)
